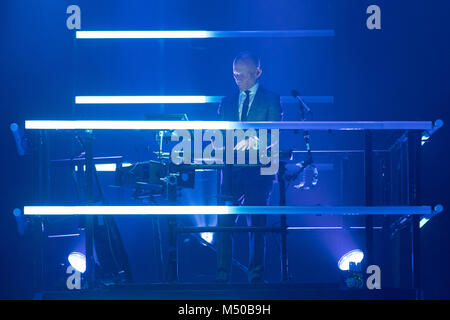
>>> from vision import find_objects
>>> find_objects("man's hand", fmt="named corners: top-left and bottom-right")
top-left (234, 136), bottom-right (258, 151)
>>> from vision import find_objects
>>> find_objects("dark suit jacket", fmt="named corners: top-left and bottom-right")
top-left (217, 85), bottom-right (283, 122)
top-left (217, 85), bottom-right (283, 204)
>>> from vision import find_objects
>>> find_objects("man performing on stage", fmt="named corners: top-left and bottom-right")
top-left (216, 51), bottom-right (283, 283)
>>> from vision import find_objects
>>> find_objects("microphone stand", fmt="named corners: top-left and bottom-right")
top-left (299, 98), bottom-right (314, 168)
top-left (278, 91), bottom-right (316, 281)
top-left (289, 92), bottom-right (315, 182)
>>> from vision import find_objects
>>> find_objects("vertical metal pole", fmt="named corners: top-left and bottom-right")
top-left (152, 216), bottom-right (164, 281)
top-left (166, 162), bottom-right (178, 282)
top-left (167, 215), bottom-right (178, 282)
top-left (34, 130), bottom-right (49, 295)
top-left (364, 130), bottom-right (374, 268)
top-left (407, 131), bottom-right (421, 298)
top-left (411, 215), bottom-right (421, 298)
top-left (381, 152), bottom-right (393, 287)
top-left (278, 161), bottom-right (288, 281)
top-left (167, 214), bottom-right (178, 282)
top-left (339, 157), bottom-right (345, 204)
top-left (84, 130), bottom-right (95, 288)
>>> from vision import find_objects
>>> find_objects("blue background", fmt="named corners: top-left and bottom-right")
top-left (1, 0), bottom-right (449, 298)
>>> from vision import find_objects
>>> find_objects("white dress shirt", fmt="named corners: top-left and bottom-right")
top-left (238, 82), bottom-right (259, 121)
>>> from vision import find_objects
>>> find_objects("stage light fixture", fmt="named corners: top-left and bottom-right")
top-left (68, 252), bottom-right (86, 273)
top-left (338, 249), bottom-right (364, 271)
top-left (200, 232), bottom-right (214, 245)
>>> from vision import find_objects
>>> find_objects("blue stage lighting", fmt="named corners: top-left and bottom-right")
top-left (338, 249), bottom-right (364, 271)
top-left (68, 252), bottom-right (86, 273)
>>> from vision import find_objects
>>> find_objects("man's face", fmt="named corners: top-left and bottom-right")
top-left (233, 60), bottom-right (262, 91)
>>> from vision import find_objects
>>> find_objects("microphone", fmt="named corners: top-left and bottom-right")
top-left (291, 90), bottom-right (311, 114)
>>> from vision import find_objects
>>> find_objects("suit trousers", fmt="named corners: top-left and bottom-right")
top-left (217, 167), bottom-right (274, 282)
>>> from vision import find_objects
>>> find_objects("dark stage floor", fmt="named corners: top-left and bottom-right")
top-left (41, 283), bottom-right (417, 300)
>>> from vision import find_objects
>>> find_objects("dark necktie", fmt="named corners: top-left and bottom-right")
top-left (240, 90), bottom-right (250, 121)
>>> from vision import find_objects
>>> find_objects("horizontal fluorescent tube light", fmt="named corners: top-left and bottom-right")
top-left (75, 96), bottom-right (334, 104)
top-left (25, 121), bottom-right (233, 130)
top-left (23, 206), bottom-right (433, 216)
top-left (76, 30), bottom-right (335, 39)
top-left (76, 96), bottom-right (209, 104)
top-left (287, 226), bottom-right (383, 230)
top-left (47, 233), bottom-right (80, 238)
top-left (24, 121), bottom-right (434, 131)
top-left (75, 163), bottom-right (132, 172)
top-left (77, 31), bottom-right (209, 39)
top-left (25, 206), bottom-right (231, 215)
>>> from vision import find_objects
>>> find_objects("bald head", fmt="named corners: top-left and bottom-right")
top-left (233, 51), bottom-right (262, 91)
top-left (233, 51), bottom-right (261, 69)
